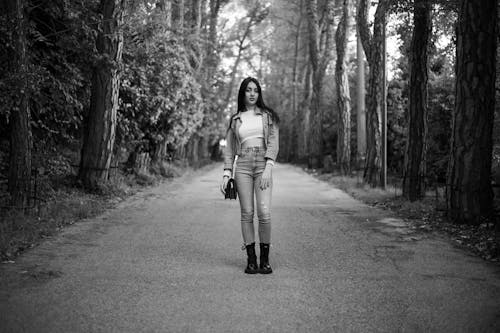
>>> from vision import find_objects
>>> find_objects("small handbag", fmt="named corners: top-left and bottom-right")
top-left (225, 155), bottom-right (238, 200)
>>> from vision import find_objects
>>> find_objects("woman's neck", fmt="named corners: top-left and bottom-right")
top-left (245, 105), bottom-right (257, 112)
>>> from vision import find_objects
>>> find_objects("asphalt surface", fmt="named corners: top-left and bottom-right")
top-left (1, 163), bottom-right (500, 332)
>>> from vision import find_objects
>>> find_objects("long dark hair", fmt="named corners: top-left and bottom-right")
top-left (235, 77), bottom-right (280, 124)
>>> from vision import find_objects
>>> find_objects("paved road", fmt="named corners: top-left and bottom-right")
top-left (1, 164), bottom-right (500, 332)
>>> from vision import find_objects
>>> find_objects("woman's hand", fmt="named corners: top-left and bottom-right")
top-left (220, 176), bottom-right (229, 195)
top-left (260, 164), bottom-right (272, 190)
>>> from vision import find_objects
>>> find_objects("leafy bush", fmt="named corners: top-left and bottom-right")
top-left (117, 9), bottom-right (204, 160)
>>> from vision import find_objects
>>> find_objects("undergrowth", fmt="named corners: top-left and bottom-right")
top-left (0, 158), bottom-right (191, 261)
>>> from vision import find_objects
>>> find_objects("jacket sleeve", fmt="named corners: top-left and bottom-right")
top-left (223, 127), bottom-right (236, 172)
top-left (265, 115), bottom-right (279, 161)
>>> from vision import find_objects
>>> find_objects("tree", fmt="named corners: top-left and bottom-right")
top-left (446, 0), bottom-right (497, 224)
top-left (205, 0), bottom-right (223, 81)
top-left (402, 0), bottom-right (432, 201)
top-left (4, 0), bottom-right (32, 208)
top-left (79, 0), bottom-right (124, 189)
top-left (290, 0), bottom-right (305, 162)
top-left (335, 0), bottom-right (352, 174)
top-left (357, 0), bottom-right (390, 186)
top-left (222, 1), bottom-right (269, 110)
top-left (306, 0), bottom-right (336, 169)
top-left (356, 25), bottom-right (366, 167)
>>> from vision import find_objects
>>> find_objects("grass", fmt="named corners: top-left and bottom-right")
top-left (0, 184), bottom-right (119, 260)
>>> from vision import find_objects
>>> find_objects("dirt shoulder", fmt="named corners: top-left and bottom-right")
top-left (306, 169), bottom-right (500, 263)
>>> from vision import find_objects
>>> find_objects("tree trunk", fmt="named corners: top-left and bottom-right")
top-left (446, 0), bottom-right (497, 224)
top-left (335, 0), bottom-right (352, 175)
top-left (495, 1), bottom-right (500, 154)
top-left (79, 0), bottom-right (124, 189)
top-left (289, 0), bottom-right (303, 163)
top-left (189, 0), bottom-right (203, 71)
top-left (206, 0), bottom-right (221, 81)
top-left (402, 0), bottom-right (432, 201)
top-left (357, 0), bottom-right (389, 187)
top-left (306, 0), bottom-right (335, 169)
top-left (298, 62), bottom-right (312, 162)
top-left (356, 30), bottom-right (366, 168)
top-left (7, 0), bottom-right (32, 208)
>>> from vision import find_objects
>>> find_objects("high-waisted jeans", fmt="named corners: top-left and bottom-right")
top-left (234, 147), bottom-right (272, 244)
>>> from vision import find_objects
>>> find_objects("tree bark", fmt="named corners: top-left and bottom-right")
top-left (79, 0), bottom-right (124, 189)
top-left (288, 0), bottom-right (304, 162)
top-left (446, 0), bottom-right (497, 224)
top-left (357, 0), bottom-right (389, 187)
top-left (188, 0), bottom-right (203, 71)
top-left (335, 0), bottom-right (352, 175)
top-left (301, 63), bottom-right (312, 160)
top-left (495, 1), bottom-right (500, 153)
top-left (306, 0), bottom-right (335, 169)
top-left (402, 0), bottom-right (432, 201)
top-left (6, 0), bottom-right (32, 208)
top-left (356, 28), bottom-right (366, 168)
top-left (206, 0), bottom-right (221, 80)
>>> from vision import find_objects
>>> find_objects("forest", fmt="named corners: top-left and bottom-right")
top-left (0, 0), bottom-right (498, 258)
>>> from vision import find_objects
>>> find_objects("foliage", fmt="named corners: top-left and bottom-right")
top-left (386, 79), bottom-right (407, 174)
top-left (117, 5), bottom-right (205, 158)
top-left (388, 4), bottom-right (456, 185)
top-left (0, 0), bottom-right (99, 148)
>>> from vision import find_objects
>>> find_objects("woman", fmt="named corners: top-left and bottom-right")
top-left (220, 77), bottom-right (280, 274)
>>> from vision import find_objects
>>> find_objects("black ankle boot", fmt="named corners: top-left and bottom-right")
top-left (245, 243), bottom-right (259, 274)
top-left (259, 243), bottom-right (273, 274)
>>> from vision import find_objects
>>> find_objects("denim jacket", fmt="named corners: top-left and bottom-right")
top-left (223, 108), bottom-right (279, 173)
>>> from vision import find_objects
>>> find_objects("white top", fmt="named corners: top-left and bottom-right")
top-left (238, 111), bottom-right (264, 144)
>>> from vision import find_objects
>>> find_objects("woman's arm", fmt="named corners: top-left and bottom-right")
top-left (223, 127), bottom-right (236, 174)
top-left (264, 115), bottom-right (279, 162)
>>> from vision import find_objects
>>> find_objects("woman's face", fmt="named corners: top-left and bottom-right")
top-left (244, 81), bottom-right (259, 107)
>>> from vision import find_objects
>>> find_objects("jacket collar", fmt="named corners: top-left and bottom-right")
top-left (232, 107), bottom-right (263, 121)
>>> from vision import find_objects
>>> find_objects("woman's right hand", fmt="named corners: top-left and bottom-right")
top-left (220, 176), bottom-right (229, 195)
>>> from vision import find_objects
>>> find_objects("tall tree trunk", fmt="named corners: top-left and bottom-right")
top-left (79, 0), bottom-right (124, 189)
top-left (306, 0), bottom-right (335, 169)
top-left (335, 0), bottom-right (351, 175)
top-left (402, 0), bottom-right (432, 201)
top-left (206, 0), bottom-right (220, 81)
top-left (356, 28), bottom-right (366, 168)
top-left (298, 62), bottom-right (312, 162)
top-left (495, 1), bottom-right (500, 155)
top-left (357, 0), bottom-right (389, 187)
top-left (289, 0), bottom-right (303, 163)
top-left (6, 0), bottom-right (32, 208)
top-left (446, 0), bottom-right (497, 224)
top-left (189, 0), bottom-right (203, 71)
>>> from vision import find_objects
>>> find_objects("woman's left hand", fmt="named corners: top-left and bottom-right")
top-left (260, 164), bottom-right (272, 190)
